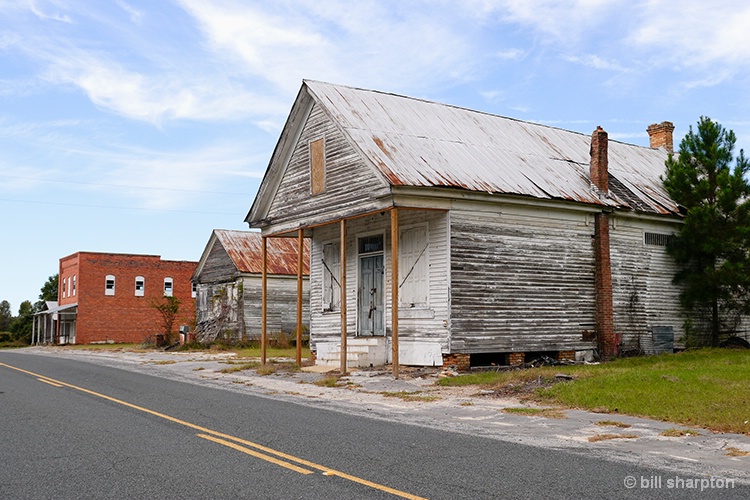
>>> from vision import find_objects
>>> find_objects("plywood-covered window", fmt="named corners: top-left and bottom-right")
top-left (310, 137), bottom-right (326, 195)
top-left (322, 242), bottom-right (341, 312)
top-left (399, 225), bottom-right (429, 307)
top-left (135, 276), bottom-right (145, 296)
top-left (105, 275), bottom-right (116, 296)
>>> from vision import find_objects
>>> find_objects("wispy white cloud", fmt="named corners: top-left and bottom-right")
top-left (42, 51), bottom-right (281, 124)
top-left (176, 0), bottom-right (479, 95)
top-left (28, 0), bottom-right (72, 23)
top-left (115, 0), bottom-right (143, 25)
top-left (563, 54), bottom-right (631, 73)
top-left (631, 1), bottom-right (750, 69)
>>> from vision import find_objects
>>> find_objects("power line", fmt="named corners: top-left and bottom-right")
top-left (0, 174), bottom-right (252, 196)
top-left (0, 197), bottom-right (241, 216)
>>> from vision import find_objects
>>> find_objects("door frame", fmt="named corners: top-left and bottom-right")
top-left (356, 231), bottom-right (386, 336)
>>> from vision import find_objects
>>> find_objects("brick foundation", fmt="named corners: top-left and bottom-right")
top-left (557, 350), bottom-right (575, 362)
top-left (506, 352), bottom-right (525, 366)
top-left (442, 353), bottom-right (470, 371)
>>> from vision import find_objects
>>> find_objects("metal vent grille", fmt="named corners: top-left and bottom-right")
top-left (644, 232), bottom-right (675, 247)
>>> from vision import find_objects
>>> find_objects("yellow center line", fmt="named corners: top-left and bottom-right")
top-left (196, 434), bottom-right (314, 474)
top-left (0, 361), bottom-right (427, 500)
top-left (37, 377), bottom-right (64, 387)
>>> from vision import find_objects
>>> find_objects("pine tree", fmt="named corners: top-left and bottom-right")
top-left (662, 117), bottom-right (750, 346)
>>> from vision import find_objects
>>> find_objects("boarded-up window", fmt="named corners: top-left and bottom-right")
top-left (399, 226), bottom-right (429, 307)
top-left (322, 242), bottom-right (341, 311)
top-left (310, 137), bottom-right (326, 195)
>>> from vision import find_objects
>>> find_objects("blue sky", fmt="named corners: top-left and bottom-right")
top-left (2, 0), bottom-right (750, 312)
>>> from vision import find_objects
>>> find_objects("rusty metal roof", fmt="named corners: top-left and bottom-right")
top-left (214, 230), bottom-right (309, 275)
top-left (304, 80), bottom-right (680, 215)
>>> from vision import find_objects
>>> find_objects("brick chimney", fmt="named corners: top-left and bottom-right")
top-left (647, 121), bottom-right (675, 153)
top-left (590, 126), bottom-right (608, 193)
top-left (589, 126), bottom-right (617, 359)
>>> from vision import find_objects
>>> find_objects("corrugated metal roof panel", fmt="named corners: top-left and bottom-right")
top-left (214, 230), bottom-right (309, 276)
top-left (306, 81), bottom-right (680, 215)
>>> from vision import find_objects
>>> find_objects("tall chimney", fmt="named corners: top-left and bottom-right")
top-left (590, 126), bottom-right (608, 193)
top-left (647, 121), bottom-right (675, 153)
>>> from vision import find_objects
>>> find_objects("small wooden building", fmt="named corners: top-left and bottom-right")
top-left (246, 80), bottom-right (686, 368)
top-left (192, 230), bottom-right (310, 342)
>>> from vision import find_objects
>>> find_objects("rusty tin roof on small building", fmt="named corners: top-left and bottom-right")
top-left (213, 230), bottom-right (309, 276)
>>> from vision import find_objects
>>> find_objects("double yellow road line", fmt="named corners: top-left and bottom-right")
top-left (0, 361), bottom-right (426, 500)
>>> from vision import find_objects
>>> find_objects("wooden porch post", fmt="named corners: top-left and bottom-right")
top-left (261, 235), bottom-right (268, 365)
top-left (340, 219), bottom-right (347, 375)
top-left (391, 208), bottom-right (399, 378)
top-left (296, 229), bottom-right (304, 365)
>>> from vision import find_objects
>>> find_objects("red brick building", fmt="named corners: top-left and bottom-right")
top-left (41, 252), bottom-right (197, 344)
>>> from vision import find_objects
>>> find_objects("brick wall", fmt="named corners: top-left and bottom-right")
top-left (59, 252), bottom-right (197, 344)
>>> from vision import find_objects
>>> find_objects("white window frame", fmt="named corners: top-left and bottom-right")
top-left (72, 275), bottom-right (77, 296)
top-left (135, 276), bottom-right (145, 297)
top-left (321, 240), bottom-right (341, 312)
top-left (62, 277), bottom-right (67, 298)
top-left (164, 277), bottom-right (173, 297)
top-left (191, 282), bottom-right (197, 298)
top-left (105, 275), bottom-right (116, 296)
top-left (399, 223), bottom-right (429, 308)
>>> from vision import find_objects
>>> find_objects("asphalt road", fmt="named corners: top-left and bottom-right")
top-left (1, 350), bottom-right (746, 499)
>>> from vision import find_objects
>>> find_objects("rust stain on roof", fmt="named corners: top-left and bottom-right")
top-left (214, 230), bottom-right (309, 275)
top-left (304, 80), bottom-right (681, 216)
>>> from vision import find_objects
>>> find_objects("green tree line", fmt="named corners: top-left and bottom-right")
top-left (0, 274), bottom-right (58, 344)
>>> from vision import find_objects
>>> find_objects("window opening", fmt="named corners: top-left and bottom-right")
top-left (322, 242), bottom-right (341, 312)
top-left (164, 277), bottom-right (173, 297)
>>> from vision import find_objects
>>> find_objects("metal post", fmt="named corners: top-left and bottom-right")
top-left (296, 229), bottom-right (304, 366)
top-left (391, 208), bottom-right (399, 378)
top-left (261, 236), bottom-right (268, 365)
top-left (340, 220), bottom-right (347, 375)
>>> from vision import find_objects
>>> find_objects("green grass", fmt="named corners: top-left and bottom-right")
top-left (439, 349), bottom-right (750, 434)
top-left (314, 375), bottom-right (343, 387)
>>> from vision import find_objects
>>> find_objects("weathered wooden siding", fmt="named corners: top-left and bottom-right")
top-left (266, 103), bottom-right (392, 230)
top-left (309, 210), bottom-right (450, 350)
top-left (195, 241), bottom-right (236, 285)
top-left (196, 275), bottom-right (309, 341)
top-left (242, 275), bottom-right (310, 338)
top-left (195, 281), bottom-right (244, 339)
top-left (449, 204), bottom-right (597, 353)
top-left (609, 217), bottom-right (684, 352)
